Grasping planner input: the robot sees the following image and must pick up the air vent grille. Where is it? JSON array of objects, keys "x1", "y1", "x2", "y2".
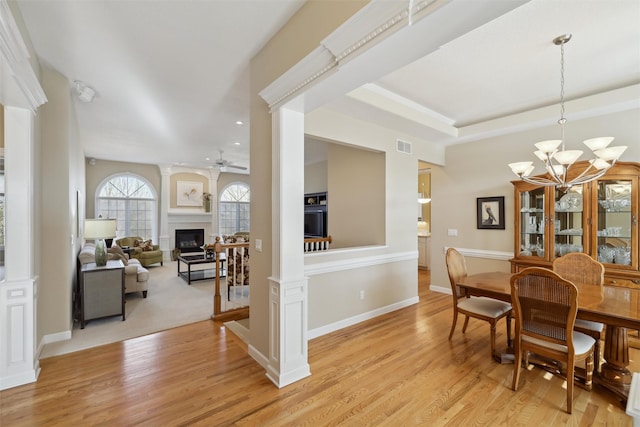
[{"x1": 396, "y1": 139, "x2": 412, "y2": 154}]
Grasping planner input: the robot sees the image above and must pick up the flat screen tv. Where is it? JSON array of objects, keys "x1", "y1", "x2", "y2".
[{"x1": 304, "y1": 210, "x2": 326, "y2": 238}]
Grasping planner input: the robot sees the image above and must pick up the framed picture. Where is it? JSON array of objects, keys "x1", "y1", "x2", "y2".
[
  {"x1": 477, "y1": 196, "x2": 505, "y2": 230},
  {"x1": 177, "y1": 181, "x2": 204, "y2": 206}
]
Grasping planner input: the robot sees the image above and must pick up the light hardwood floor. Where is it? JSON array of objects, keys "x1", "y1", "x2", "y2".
[{"x1": 1, "y1": 269, "x2": 635, "y2": 426}]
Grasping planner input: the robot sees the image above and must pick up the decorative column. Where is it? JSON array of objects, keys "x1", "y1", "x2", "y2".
[
  {"x1": 208, "y1": 168, "x2": 220, "y2": 239},
  {"x1": 266, "y1": 107, "x2": 310, "y2": 388},
  {"x1": 0, "y1": 107, "x2": 38, "y2": 390},
  {"x1": 158, "y1": 165, "x2": 171, "y2": 262},
  {"x1": 0, "y1": 2, "x2": 47, "y2": 389}
]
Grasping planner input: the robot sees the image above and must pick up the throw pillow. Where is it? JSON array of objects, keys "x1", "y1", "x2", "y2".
[
  {"x1": 141, "y1": 239, "x2": 154, "y2": 251},
  {"x1": 134, "y1": 239, "x2": 154, "y2": 251},
  {"x1": 107, "y1": 253, "x2": 128, "y2": 265},
  {"x1": 108, "y1": 246, "x2": 128, "y2": 265}
]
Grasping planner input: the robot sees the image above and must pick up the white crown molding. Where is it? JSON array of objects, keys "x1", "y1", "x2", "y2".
[
  {"x1": 0, "y1": 0, "x2": 47, "y2": 111},
  {"x1": 452, "y1": 84, "x2": 640, "y2": 147},
  {"x1": 259, "y1": 0, "x2": 444, "y2": 110}
]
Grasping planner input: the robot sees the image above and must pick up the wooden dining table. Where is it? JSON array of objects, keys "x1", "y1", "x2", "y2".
[{"x1": 458, "y1": 271, "x2": 640, "y2": 403}]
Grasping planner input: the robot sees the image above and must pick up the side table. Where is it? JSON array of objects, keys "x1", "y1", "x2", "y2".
[{"x1": 79, "y1": 260, "x2": 125, "y2": 328}]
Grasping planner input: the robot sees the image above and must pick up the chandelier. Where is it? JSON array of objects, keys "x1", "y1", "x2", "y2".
[{"x1": 508, "y1": 34, "x2": 627, "y2": 189}]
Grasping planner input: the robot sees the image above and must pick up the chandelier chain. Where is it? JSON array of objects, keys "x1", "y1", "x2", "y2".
[{"x1": 559, "y1": 41, "x2": 566, "y2": 147}]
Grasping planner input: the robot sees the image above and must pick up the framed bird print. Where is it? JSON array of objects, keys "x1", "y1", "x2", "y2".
[{"x1": 477, "y1": 196, "x2": 505, "y2": 230}]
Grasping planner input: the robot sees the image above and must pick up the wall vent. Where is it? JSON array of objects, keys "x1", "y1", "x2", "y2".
[{"x1": 396, "y1": 139, "x2": 412, "y2": 154}]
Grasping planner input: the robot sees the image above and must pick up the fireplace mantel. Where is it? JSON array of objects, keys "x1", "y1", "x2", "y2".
[{"x1": 167, "y1": 210, "x2": 212, "y2": 224}]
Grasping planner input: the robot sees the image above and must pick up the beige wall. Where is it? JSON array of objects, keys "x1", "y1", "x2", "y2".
[
  {"x1": 429, "y1": 108, "x2": 640, "y2": 292},
  {"x1": 304, "y1": 107, "x2": 437, "y2": 330},
  {"x1": 169, "y1": 172, "x2": 209, "y2": 209},
  {"x1": 37, "y1": 66, "x2": 78, "y2": 338},
  {"x1": 250, "y1": 0, "x2": 368, "y2": 356},
  {"x1": 85, "y1": 159, "x2": 161, "y2": 226},
  {"x1": 327, "y1": 143, "x2": 385, "y2": 248},
  {"x1": 304, "y1": 161, "x2": 327, "y2": 194}
]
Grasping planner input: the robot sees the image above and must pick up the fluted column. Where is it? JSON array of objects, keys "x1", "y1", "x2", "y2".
[{"x1": 158, "y1": 165, "x2": 171, "y2": 261}]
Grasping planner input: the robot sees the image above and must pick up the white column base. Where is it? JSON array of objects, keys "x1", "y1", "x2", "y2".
[
  {"x1": 0, "y1": 278, "x2": 39, "y2": 390},
  {"x1": 266, "y1": 276, "x2": 310, "y2": 388}
]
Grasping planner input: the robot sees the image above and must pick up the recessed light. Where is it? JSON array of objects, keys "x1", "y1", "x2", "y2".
[
  {"x1": 235, "y1": 120, "x2": 244, "y2": 125},
  {"x1": 205, "y1": 157, "x2": 210, "y2": 161},
  {"x1": 234, "y1": 142, "x2": 241, "y2": 146}
]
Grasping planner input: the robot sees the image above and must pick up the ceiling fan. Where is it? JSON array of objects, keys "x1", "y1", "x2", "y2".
[{"x1": 209, "y1": 150, "x2": 247, "y2": 171}]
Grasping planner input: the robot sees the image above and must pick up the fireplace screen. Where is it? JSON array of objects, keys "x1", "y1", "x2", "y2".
[{"x1": 175, "y1": 229, "x2": 205, "y2": 253}]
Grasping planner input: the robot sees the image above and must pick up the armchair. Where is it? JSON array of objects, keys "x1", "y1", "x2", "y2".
[{"x1": 116, "y1": 236, "x2": 164, "y2": 267}]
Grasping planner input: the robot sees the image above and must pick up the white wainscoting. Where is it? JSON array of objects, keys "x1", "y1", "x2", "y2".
[{"x1": 430, "y1": 247, "x2": 515, "y2": 295}]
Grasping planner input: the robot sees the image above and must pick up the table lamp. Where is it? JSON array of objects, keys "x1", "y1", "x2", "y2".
[{"x1": 84, "y1": 219, "x2": 117, "y2": 266}]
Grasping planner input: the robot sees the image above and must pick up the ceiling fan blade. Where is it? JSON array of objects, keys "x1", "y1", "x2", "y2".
[{"x1": 225, "y1": 164, "x2": 247, "y2": 170}]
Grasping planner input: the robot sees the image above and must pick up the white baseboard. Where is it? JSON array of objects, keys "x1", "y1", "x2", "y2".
[
  {"x1": 0, "y1": 366, "x2": 40, "y2": 391},
  {"x1": 307, "y1": 297, "x2": 419, "y2": 340},
  {"x1": 224, "y1": 320, "x2": 249, "y2": 343},
  {"x1": 42, "y1": 330, "x2": 72, "y2": 345},
  {"x1": 248, "y1": 344, "x2": 269, "y2": 370},
  {"x1": 429, "y1": 284, "x2": 451, "y2": 295}
]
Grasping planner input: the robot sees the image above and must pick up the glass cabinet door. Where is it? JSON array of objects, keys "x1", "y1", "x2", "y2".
[
  {"x1": 553, "y1": 186, "x2": 585, "y2": 258},
  {"x1": 596, "y1": 179, "x2": 633, "y2": 267},
  {"x1": 518, "y1": 187, "x2": 545, "y2": 258}
]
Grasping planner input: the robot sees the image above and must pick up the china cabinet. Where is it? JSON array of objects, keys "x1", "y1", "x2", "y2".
[{"x1": 510, "y1": 161, "x2": 639, "y2": 287}]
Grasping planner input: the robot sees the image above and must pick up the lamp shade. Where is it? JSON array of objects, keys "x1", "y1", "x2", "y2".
[{"x1": 84, "y1": 219, "x2": 117, "y2": 239}]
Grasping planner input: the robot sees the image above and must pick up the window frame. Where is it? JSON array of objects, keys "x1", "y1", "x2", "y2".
[
  {"x1": 95, "y1": 173, "x2": 158, "y2": 241},
  {"x1": 218, "y1": 182, "x2": 250, "y2": 235}
]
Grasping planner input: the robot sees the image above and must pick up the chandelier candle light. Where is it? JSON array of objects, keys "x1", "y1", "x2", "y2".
[{"x1": 509, "y1": 34, "x2": 626, "y2": 189}]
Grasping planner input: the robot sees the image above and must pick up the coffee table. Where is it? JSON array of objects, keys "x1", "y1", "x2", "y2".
[{"x1": 177, "y1": 252, "x2": 226, "y2": 285}]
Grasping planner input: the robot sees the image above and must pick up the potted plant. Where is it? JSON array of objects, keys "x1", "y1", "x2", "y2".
[{"x1": 203, "y1": 192, "x2": 212, "y2": 213}]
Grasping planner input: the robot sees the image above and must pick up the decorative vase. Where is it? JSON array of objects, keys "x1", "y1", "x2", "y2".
[
  {"x1": 94, "y1": 239, "x2": 107, "y2": 266},
  {"x1": 205, "y1": 200, "x2": 211, "y2": 213}
]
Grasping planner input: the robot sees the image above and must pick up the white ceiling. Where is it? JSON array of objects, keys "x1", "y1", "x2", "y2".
[{"x1": 15, "y1": 0, "x2": 640, "y2": 171}]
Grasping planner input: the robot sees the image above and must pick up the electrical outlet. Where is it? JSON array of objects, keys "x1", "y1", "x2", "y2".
[
  {"x1": 359, "y1": 290, "x2": 365, "y2": 300},
  {"x1": 447, "y1": 229, "x2": 458, "y2": 237},
  {"x1": 255, "y1": 239, "x2": 262, "y2": 252}
]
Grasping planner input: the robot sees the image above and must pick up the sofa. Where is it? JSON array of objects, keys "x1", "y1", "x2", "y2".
[
  {"x1": 115, "y1": 236, "x2": 164, "y2": 267},
  {"x1": 78, "y1": 243, "x2": 150, "y2": 297}
]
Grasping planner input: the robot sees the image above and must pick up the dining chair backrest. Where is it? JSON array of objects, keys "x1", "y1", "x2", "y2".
[
  {"x1": 552, "y1": 252, "x2": 604, "y2": 288},
  {"x1": 510, "y1": 267, "x2": 592, "y2": 414},
  {"x1": 510, "y1": 267, "x2": 578, "y2": 349},
  {"x1": 446, "y1": 248, "x2": 467, "y2": 298}
]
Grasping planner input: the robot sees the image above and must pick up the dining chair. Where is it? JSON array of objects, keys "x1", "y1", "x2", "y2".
[
  {"x1": 445, "y1": 248, "x2": 512, "y2": 359},
  {"x1": 552, "y1": 252, "x2": 605, "y2": 372},
  {"x1": 510, "y1": 267, "x2": 595, "y2": 414}
]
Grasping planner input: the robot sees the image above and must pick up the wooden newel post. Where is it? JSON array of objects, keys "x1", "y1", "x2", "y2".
[{"x1": 212, "y1": 236, "x2": 223, "y2": 317}]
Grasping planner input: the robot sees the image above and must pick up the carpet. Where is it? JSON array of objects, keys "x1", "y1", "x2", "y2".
[{"x1": 41, "y1": 260, "x2": 217, "y2": 358}]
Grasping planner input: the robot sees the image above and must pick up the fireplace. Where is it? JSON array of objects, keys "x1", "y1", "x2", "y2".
[{"x1": 175, "y1": 229, "x2": 204, "y2": 253}]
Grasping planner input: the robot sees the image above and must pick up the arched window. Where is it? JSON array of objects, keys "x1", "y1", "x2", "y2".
[
  {"x1": 96, "y1": 174, "x2": 157, "y2": 240},
  {"x1": 219, "y1": 183, "x2": 250, "y2": 235}
]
